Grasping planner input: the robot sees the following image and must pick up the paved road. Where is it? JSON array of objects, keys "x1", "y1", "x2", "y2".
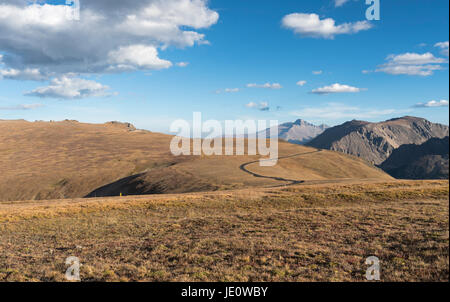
[{"x1": 239, "y1": 150, "x2": 322, "y2": 187}]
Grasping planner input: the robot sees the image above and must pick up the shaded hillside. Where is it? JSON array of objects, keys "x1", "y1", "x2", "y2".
[
  {"x1": 0, "y1": 120, "x2": 391, "y2": 201},
  {"x1": 307, "y1": 116, "x2": 449, "y2": 164},
  {"x1": 259, "y1": 119, "x2": 329, "y2": 144},
  {"x1": 380, "y1": 137, "x2": 449, "y2": 179}
]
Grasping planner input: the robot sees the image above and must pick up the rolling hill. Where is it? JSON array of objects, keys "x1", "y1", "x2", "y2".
[
  {"x1": 307, "y1": 116, "x2": 449, "y2": 165},
  {"x1": 0, "y1": 119, "x2": 391, "y2": 201}
]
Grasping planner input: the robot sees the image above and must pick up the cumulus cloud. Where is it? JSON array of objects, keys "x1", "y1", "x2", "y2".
[
  {"x1": 414, "y1": 100, "x2": 449, "y2": 108},
  {"x1": 0, "y1": 0, "x2": 219, "y2": 78},
  {"x1": 296, "y1": 80, "x2": 307, "y2": 86},
  {"x1": 291, "y1": 103, "x2": 399, "y2": 120},
  {"x1": 246, "y1": 101, "x2": 270, "y2": 111},
  {"x1": 376, "y1": 64, "x2": 443, "y2": 76},
  {"x1": 282, "y1": 13, "x2": 372, "y2": 39},
  {"x1": 435, "y1": 41, "x2": 449, "y2": 57},
  {"x1": 312, "y1": 70, "x2": 323, "y2": 75},
  {"x1": 0, "y1": 103, "x2": 44, "y2": 110},
  {"x1": 311, "y1": 83, "x2": 364, "y2": 95},
  {"x1": 375, "y1": 52, "x2": 448, "y2": 76},
  {"x1": 25, "y1": 76, "x2": 116, "y2": 99},
  {"x1": 386, "y1": 52, "x2": 447, "y2": 65},
  {"x1": 107, "y1": 45, "x2": 172, "y2": 71},
  {"x1": 0, "y1": 68, "x2": 49, "y2": 81},
  {"x1": 246, "y1": 83, "x2": 282, "y2": 89}
]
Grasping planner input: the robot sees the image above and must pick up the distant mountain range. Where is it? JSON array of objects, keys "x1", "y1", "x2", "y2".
[
  {"x1": 259, "y1": 119, "x2": 329, "y2": 144},
  {"x1": 380, "y1": 137, "x2": 449, "y2": 180},
  {"x1": 307, "y1": 116, "x2": 449, "y2": 165}
]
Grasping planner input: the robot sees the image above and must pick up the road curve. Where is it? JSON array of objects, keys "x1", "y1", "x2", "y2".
[{"x1": 239, "y1": 150, "x2": 322, "y2": 187}]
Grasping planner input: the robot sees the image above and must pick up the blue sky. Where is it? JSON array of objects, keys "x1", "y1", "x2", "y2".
[{"x1": 0, "y1": 0, "x2": 448, "y2": 134}]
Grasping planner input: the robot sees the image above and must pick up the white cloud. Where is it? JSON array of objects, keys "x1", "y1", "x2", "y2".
[
  {"x1": 414, "y1": 100, "x2": 449, "y2": 108},
  {"x1": 375, "y1": 52, "x2": 448, "y2": 76},
  {"x1": 282, "y1": 13, "x2": 372, "y2": 39},
  {"x1": 0, "y1": 103, "x2": 44, "y2": 110},
  {"x1": 246, "y1": 83, "x2": 282, "y2": 89},
  {"x1": 25, "y1": 76, "x2": 116, "y2": 99},
  {"x1": 0, "y1": 1, "x2": 219, "y2": 78},
  {"x1": 311, "y1": 83, "x2": 364, "y2": 95},
  {"x1": 435, "y1": 41, "x2": 449, "y2": 57},
  {"x1": 387, "y1": 52, "x2": 447, "y2": 65},
  {"x1": 176, "y1": 62, "x2": 189, "y2": 67},
  {"x1": 291, "y1": 103, "x2": 399, "y2": 120},
  {"x1": 0, "y1": 68, "x2": 48, "y2": 81},
  {"x1": 312, "y1": 70, "x2": 323, "y2": 75},
  {"x1": 215, "y1": 88, "x2": 240, "y2": 94},
  {"x1": 246, "y1": 101, "x2": 270, "y2": 111},
  {"x1": 107, "y1": 45, "x2": 172, "y2": 71},
  {"x1": 296, "y1": 80, "x2": 307, "y2": 86},
  {"x1": 335, "y1": 0, "x2": 350, "y2": 7},
  {"x1": 376, "y1": 64, "x2": 443, "y2": 76}
]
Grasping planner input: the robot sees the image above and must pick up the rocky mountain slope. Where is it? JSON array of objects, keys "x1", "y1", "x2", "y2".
[
  {"x1": 380, "y1": 137, "x2": 449, "y2": 179},
  {"x1": 307, "y1": 116, "x2": 449, "y2": 165},
  {"x1": 260, "y1": 119, "x2": 329, "y2": 144}
]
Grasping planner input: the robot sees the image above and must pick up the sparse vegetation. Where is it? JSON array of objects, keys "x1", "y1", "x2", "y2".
[
  {"x1": 0, "y1": 180, "x2": 448, "y2": 282},
  {"x1": 0, "y1": 120, "x2": 391, "y2": 201}
]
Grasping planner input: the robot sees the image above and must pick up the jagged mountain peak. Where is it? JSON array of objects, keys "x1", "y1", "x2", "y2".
[{"x1": 261, "y1": 119, "x2": 329, "y2": 145}]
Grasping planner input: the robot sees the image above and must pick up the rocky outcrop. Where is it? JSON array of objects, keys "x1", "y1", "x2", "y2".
[{"x1": 380, "y1": 137, "x2": 449, "y2": 179}]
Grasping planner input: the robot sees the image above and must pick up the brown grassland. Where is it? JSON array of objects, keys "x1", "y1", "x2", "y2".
[
  {"x1": 0, "y1": 180, "x2": 448, "y2": 282},
  {"x1": 0, "y1": 120, "x2": 390, "y2": 201},
  {"x1": 0, "y1": 120, "x2": 448, "y2": 282}
]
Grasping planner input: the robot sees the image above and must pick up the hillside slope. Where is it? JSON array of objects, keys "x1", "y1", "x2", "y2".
[
  {"x1": 307, "y1": 116, "x2": 449, "y2": 165},
  {"x1": 380, "y1": 137, "x2": 449, "y2": 179},
  {"x1": 1, "y1": 180, "x2": 448, "y2": 281},
  {"x1": 0, "y1": 120, "x2": 391, "y2": 201}
]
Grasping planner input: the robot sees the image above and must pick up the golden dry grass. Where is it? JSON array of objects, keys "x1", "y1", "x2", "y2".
[
  {"x1": 0, "y1": 120, "x2": 391, "y2": 201},
  {"x1": 1, "y1": 120, "x2": 445, "y2": 282},
  {"x1": 0, "y1": 180, "x2": 448, "y2": 282}
]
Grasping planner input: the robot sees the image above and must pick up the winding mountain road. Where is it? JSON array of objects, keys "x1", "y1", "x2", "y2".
[{"x1": 239, "y1": 150, "x2": 322, "y2": 186}]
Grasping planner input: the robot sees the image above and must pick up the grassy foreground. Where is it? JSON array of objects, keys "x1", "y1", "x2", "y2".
[{"x1": 0, "y1": 180, "x2": 448, "y2": 282}]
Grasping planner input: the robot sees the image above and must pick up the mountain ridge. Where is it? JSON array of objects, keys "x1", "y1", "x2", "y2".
[
  {"x1": 260, "y1": 118, "x2": 329, "y2": 144},
  {"x1": 307, "y1": 116, "x2": 449, "y2": 165},
  {"x1": 380, "y1": 136, "x2": 449, "y2": 179}
]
